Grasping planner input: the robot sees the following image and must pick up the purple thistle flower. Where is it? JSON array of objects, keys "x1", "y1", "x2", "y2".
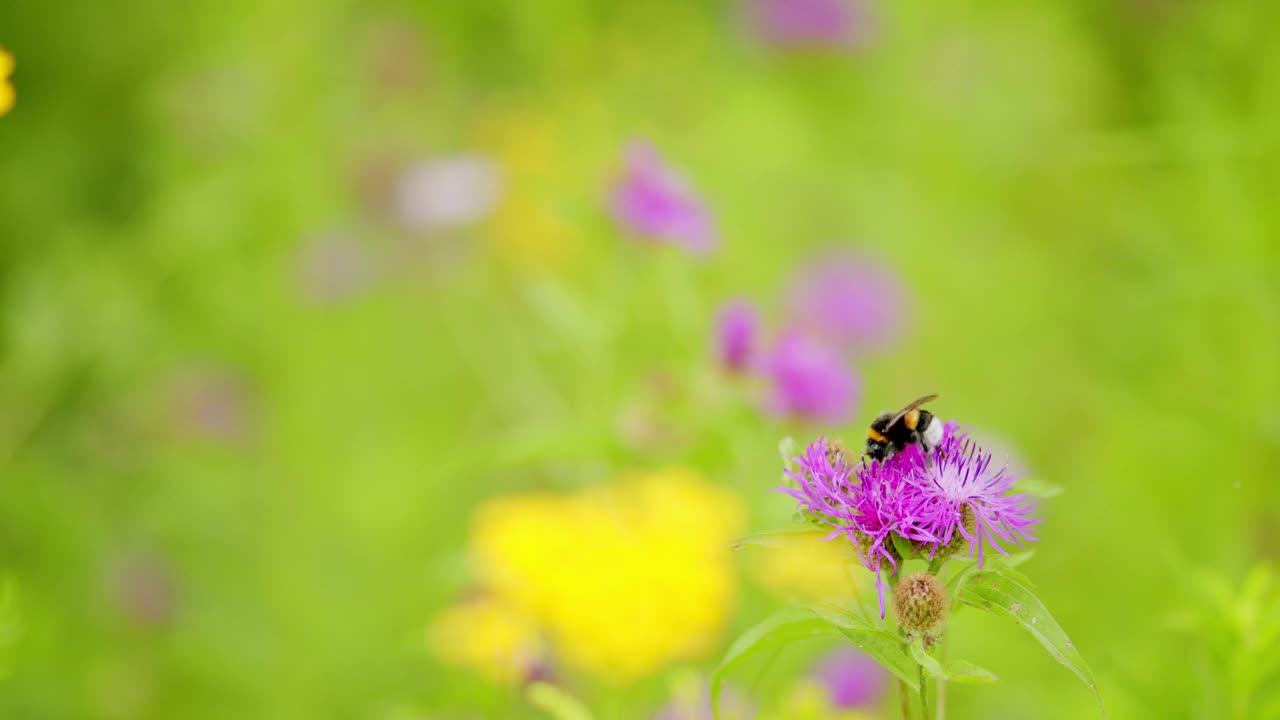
[
  {"x1": 811, "y1": 648, "x2": 886, "y2": 709},
  {"x1": 745, "y1": 0, "x2": 875, "y2": 51},
  {"x1": 714, "y1": 300, "x2": 761, "y2": 373},
  {"x1": 776, "y1": 437, "x2": 920, "y2": 616},
  {"x1": 894, "y1": 421, "x2": 1040, "y2": 565},
  {"x1": 611, "y1": 141, "x2": 717, "y2": 256},
  {"x1": 784, "y1": 250, "x2": 909, "y2": 355},
  {"x1": 762, "y1": 332, "x2": 859, "y2": 424},
  {"x1": 776, "y1": 428, "x2": 1038, "y2": 617}
]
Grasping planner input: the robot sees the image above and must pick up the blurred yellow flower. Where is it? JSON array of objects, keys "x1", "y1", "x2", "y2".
[
  {"x1": 490, "y1": 193, "x2": 574, "y2": 270},
  {"x1": 749, "y1": 530, "x2": 870, "y2": 604},
  {"x1": 464, "y1": 468, "x2": 745, "y2": 683},
  {"x1": 469, "y1": 103, "x2": 579, "y2": 270},
  {"x1": 428, "y1": 594, "x2": 544, "y2": 685},
  {"x1": 0, "y1": 48, "x2": 14, "y2": 117}
]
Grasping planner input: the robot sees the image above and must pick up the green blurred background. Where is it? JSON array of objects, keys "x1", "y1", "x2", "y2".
[{"x1": 1, "y1": 0, "x2": 1279, "y2": 718}]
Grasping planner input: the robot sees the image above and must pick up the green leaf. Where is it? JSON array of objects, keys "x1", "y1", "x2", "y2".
[
  {"x1": 1001, "y1": 550, "x2": 1036, "y2": 568},
  {"x1": 891, "y1": 532, "x2": 918, "y2": 561},
  {"x1": 1012, "y1": 478, "x2": 1063, "y2": 498},
  {"x1": 910, "y1": 639, "x2": 998, "y2": 683},
  {"x1": 711, "y1": 609, "x2": 841, "y2": 719},
  {"x1": 944, "y1": 562, "x2": 981, "y2": 604},
  {"x1": 959, "y1": 570, "x2": 1105, "y2": 715},
  {"x1": 526, "y1": 681, "x2": 594, "y2": 720},
  {"x1": 803, "y1": 603, "x2": 920, "y2": 691},
  {"x1": 724, "y1": 529, "x2": 852, "y2": 556}
]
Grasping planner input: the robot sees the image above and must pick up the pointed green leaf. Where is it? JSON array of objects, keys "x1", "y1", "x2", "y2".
[
  {"x1": 711, "y1": 609, "x2": 841, "y2": 719},
  {"x1": 1001, "y1": 550, "x2": 1036, "y2": 568},
  {"x1": 891, "y1": 533, "x2": 918, "y2": 561},
  {"x1": 1012, "y1": 478, "x2": 1063, "y2": 498},
  {"x1": 724, "y1": 529, "x2": 853, "y2": 556},
  {"x1": 910, "y1": 638, "x2": 998, "y2": 683},
  {"x1": 803, "y1": 603, "x2": 920, "y2": 690},
  {"x1": 959, "y1": 570, "x2": 1105, "y2": 715},
  {"x1": 944, "y1": 563, "x2": 981, "y2": 607}
]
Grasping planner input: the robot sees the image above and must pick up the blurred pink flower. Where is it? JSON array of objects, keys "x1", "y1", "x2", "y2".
[
  {"x1": 714, "y1": 300, "x2": 761, "y2": 373},
  {"x1": 108, "y1": 551, "x2": 178, "y2": 628},
  {"x1": 785, "y1": 250, "x2": 908, "y2": 354},
  {"x1": 296, "y1": 232, "x2": 373, "y2": 304},
  {"x1": 611, "y1": 141, "x2": 717, "y2": 255},
  {"x1": 763, "y1": 330, "x2": 859, "y2": 424},
  {"x1": 170, "y1": 368, "x2": 254, "y2": 444},
  {"x1": 745, "y1": 0, "x2": 874, "y2": 50},
  {"x1": 392, "y1": 154, "x2": 503, "y2": 231},
  {"x1": 812, "y1": 648, "x2": 886, "y2": 709}
]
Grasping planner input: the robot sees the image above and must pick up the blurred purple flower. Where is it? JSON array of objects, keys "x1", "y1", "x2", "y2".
[
  {"x1": 392, "y1": 154, "x2": 503, "y2": 231},
  {"x1": 611, "y1": 141, "x2": 717, "y2": 255},
  {"x1": 108, "y1": 551, "x2": 178, "y2": 628},
  {"x1": 785, "y1": 251, "x2": 908, "y2": 354},
  {"x1": 170, "y1": 368, "x2": 255, "y2": 444},
  {"x1": 812, "y1": 648, "x2": 886, "y2": 709},
  {"x1": 745, "y1": 0, "x2": 874, "y2": 50},
  {"x1": 762, "y1": 331, "x2": 859, "y2": 424},
  {"x1": 715, "y1": 300, "x2": 761, "y2": 373}
]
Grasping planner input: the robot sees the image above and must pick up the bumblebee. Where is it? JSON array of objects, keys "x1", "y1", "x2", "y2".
[{"x1": 865, "y1": 394, "x2": 942, "y2": 462}]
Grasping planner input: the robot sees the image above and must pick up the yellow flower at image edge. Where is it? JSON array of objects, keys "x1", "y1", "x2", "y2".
[
  {"x1": 470, "y1": 468, "x2": 745, "y2": 683},
  {"x1": 428, "y1": 595, "x2": 543, "y2": 685},
  {"x1": 0, "y1": 48, "x2": 14, "y2": 116}
]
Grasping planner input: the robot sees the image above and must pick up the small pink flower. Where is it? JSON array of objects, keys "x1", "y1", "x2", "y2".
[
  {"x1": 745, "y1": 0, "x2": 875, "y2": 50},
  {"x1": 785, "y1": 250, "x2": 908, "y2": 354},
  {"x1": 812, "y1": 648, "x2": 886, "y2": 709},
  {"x1": 611, "y1": 141, "x2": 717, "y2": 255},
  {"x1": 715, "y1": 300, "x2": 762, "y2": 373},
  {"x1": 762, "y1": 331, "x2": 859, "y2": 424}
]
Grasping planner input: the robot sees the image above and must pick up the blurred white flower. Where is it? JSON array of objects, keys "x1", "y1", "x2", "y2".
[{"x1": 391, "y1": 154, "x2": 503, "y2": 231}]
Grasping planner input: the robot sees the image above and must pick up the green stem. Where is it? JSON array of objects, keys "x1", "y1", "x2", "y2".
[
  {"x1": 898, "y1": 678, "x2": 912, "y2": 720},
  {"x1": 919, "y1": 663, "x2": 929, "y2": 719},
  {"x1": 936, "y1": 636, "x2": 948, "y2": 720}
]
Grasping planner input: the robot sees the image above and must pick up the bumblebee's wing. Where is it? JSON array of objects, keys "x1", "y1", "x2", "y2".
[{"x1": 888, "y1": 393, "x2": 939, "y2": 428}]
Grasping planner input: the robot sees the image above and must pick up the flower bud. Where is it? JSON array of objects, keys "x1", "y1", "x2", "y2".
[
  {"x1": 892, "y1": 572, "x2": 949, "y2": 634},
  {"x1": 825, "y1": 439, "x2": 854, "y2": 470},
  {"x1": 935, "y1": 504, "x2": 976, "y2": 560}
]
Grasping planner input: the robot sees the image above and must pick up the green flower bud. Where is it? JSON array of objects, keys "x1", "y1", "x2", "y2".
[
  {"x1": 852, "y1": 530, "x2": 903, "y2": 572},
  {"x1": 893, "y1": 572, "x2": 949, "y2": 634},
  {"x1": 935, "y1": 504, "x2": 977, "y2": 560}
]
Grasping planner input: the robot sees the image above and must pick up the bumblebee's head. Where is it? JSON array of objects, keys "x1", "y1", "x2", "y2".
[{"x1": 865, "y1": 412, "x2": 893, "y2": 461}]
